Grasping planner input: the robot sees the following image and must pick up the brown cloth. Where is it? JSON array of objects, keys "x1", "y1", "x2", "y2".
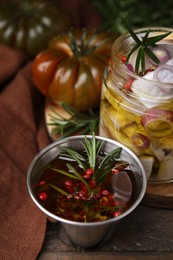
[
  {"x1": 0, "y1": 1, "x2": 101, "y2": 259},
  {"x1": 0, "y1": 45, "x2": 50, "y2": 259}
]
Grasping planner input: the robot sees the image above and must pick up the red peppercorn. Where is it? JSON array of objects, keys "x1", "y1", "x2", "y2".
[
  {"x1": 121, "y1": 56, "x2": 127, "y2": 63},
  {"x1": 82, "y1": 174, "x2": 90, "y2": 179},
  {"x1": 64, "y1": 180, "x2": 74, "y2": 193},
  {"x1": 112, "y1": 168, "x2": 119, "y2": 174},
  {"x1": 85, "y1": 168, "x2": 93, "y2": 176},
  {"x1": 108, "y1": 194, "x2": 114, "y2": 201},
  {"x1": 94, "y1": 192, "x2": 101, "y2": 199},
  {"x1": 64, "y1": 180, "x2": 73, "y2": 187},
  {"x1": 38, "y1": 192, "x2": 47, "y2": 201},
  {"x1": 38, "y1": 180, "x2": 46, "y2": 186},
  {"x1": 102, "y1": 189, "x2": 110, "y2": 196},
  {"x1": 113, "y1": 161, "x2": 129, "y2": 171},
  {"x1": 123, "y1": 77, "x2": 134, "y2": 91},
  {"x1": 102, "y1": 201, "x2": 108, "y2": 206},
  {"x1": 78, "y1": 190, "x2": 87, "y2": 198},
  {"x1": 89, "y1": 179, "x2": 97, "y2": 189},
  {"x1": 74, "y1": 195, "x2": 80, "y2": 200},
  {"x1": 113, "y1": 200, "x2": 120, "y2": 206},
  {"x1": 67, "y1": 194, "x2": 73, "y2": 199},
  {"x1": 113, "y1": 211, "x2": 121, "y2": 217}
]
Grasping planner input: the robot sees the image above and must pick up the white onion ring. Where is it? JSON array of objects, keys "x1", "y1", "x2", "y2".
[
  {"x1": 153, "y1": 64, "x2": 173, "y2": 82},
  {"x1": 150, "y1": 46, "x2": 170, "y2": 65},
  {"x1": 131, "y1": 133, "x2": 150, "y2": 148},
  {"x1": 141, "y1": 109, "x2": 173, "y2": 137}
]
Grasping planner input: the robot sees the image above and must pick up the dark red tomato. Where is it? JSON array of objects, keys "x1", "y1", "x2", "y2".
[
  {"x1": 0, "y1": 0, "x2": 71, "y2": 58},
  {"x1": 32, "y1": 29, "x2": 115, "y2": 111}
]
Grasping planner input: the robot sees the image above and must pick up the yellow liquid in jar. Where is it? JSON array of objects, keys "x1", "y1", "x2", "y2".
[{"x1": 99, "y1": 72, "x2": 173, "y2": 181}]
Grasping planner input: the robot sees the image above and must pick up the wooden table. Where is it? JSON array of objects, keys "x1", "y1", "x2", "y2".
[{"x1": 37, "y1": 202, "x2": 173, "y2": 260}]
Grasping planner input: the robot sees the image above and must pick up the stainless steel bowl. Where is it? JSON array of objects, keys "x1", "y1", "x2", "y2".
[{"x1": 27, "y1": 135, "x2": 147, "y2": 248}]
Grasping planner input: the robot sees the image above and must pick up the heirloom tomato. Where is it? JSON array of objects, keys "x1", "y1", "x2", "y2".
[
  {"x1": 32, "y1": 29, "x2": 115, "y2": 111},
  {"x1": 0, "y1": 0, "x2": 71, "y2": 58}
]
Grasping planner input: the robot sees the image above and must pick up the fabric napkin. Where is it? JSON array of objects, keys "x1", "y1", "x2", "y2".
[
  {"x1": 0, "y1": 1, "x2": 101, "y2": 259},
  {"x1": 0, "y1": 45, "x2": 50, "y2": 260}
]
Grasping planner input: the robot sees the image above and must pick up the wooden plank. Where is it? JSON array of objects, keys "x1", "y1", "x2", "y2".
[
  {"x1": 143, "y1": 182, "x2": 173, "y2": 208},
  {"x1": 38, "y1": 252, "x2": 173, "y2": 260}
]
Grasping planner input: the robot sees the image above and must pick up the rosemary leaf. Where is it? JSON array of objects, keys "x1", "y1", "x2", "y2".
[
  {"x1": 97, "y1": 147, "x2": 122, "y2": 170},
  {"x1": 49, "y1": 184, "x2": 68, "y2": 196},
  {"x1": 62, "y1": 147, "x2": 88, "y2": 170},
  {"x1": 50, "y1": 167, "x2": 79, "y2": 180},
  {"x1": 82, "y1": 136, "x2": 95, "y2": 169},
  {"x1": 124, "y1": 18, "x2": 141, "y2": 44},
  {"x1": 96, "y1": 140, "x2": 105, "y2": 157},
  {"x1": 135, "y1": 47, "x2": 142, "y2": 74},
  {"x1": 126, "y1": 43, "x2": 140, "y2": 63},
  {"x1": 146, "y1": 32, "x2": 172, "y2": 46},
  {"x1": 66, "y1": 163, "x2": 90, "y2": 192},
  {"x1": 142, "y1": 30, "x2": 149, "y2": 45},
  {"x1": 140, "y1": 47, "x2": 145, "y2": 76},
  {"x1": 144, "y1": 47, "x2": 160, "y2": 64},
  {"x1": 95, "y1": 147, "x2": 122, "y2": 180}
]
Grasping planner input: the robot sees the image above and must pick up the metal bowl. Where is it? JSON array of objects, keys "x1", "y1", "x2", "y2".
[{"x1": 27, "y1": 135, "x2": 147, "y2": 248}]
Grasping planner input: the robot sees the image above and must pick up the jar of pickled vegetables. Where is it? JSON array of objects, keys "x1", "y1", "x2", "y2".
[{"x1": 99, "y1": 26, "x2": 173, "y2": 182}]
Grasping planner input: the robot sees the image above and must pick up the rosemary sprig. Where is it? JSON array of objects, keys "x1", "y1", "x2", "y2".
[
  {"x1": 124, "y1": 18, "x2": 172, "y2": 75},
  {"x1": 81, "y1": 134, "x2": 104, "y2": 170},
  {"x1": 61, "y1": 132, "x2": 103, "y2": 172},
  {"x1": 51, "y1": 132, "x2": 125, "y2": 190},
  {"x1": 48, "y1": 102, "x2": 99, "y2": 139},
  {"x1": 95, "y1": 146, "x2": 122, "y2": 183}
]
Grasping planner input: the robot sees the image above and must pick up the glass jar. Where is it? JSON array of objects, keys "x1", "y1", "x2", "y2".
[{"x1": 99, "y1": 27, "x2": 173, "y2": 183}]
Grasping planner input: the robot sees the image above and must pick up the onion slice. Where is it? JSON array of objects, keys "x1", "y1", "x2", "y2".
[
  {"x1": 150, "y1": 46, "x2": 170, "y2": 65},
  {"x1": 153, "y1": 64, "x2": 173, "y2": 82},
  {"x1": 125, "y1": 63, "x2": 134, "y2": 73},
  {"x1": 141, "y1": 109, "x2": 173, "y2": 137},
  {"x1": 131, "y1": 133, "x2": 150, "y2": 148}
]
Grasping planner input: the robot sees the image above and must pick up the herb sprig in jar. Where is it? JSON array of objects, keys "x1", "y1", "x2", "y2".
[{"x1": 123, "y1": 18, "x2": 172, "y2": 75}]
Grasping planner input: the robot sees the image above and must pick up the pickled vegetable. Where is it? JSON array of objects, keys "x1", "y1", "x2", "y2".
[{"x1": 99, "y1": 29, "x2": 173, "y2": 180}]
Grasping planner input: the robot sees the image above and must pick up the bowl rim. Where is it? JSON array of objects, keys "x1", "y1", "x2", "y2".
[{"x1": 27, "y1": 135, "x2": 147, "y2": 226}]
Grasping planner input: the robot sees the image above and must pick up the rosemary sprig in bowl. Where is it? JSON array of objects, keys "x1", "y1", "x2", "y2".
[
  {"x1": 50, "y1": 132, "x2": 126, "y2": 192},
  {"x1": 27, "y1": 131, "x2": 147, "y2": 244},
  {"x1": 44, "y1": 132, "x2": 130, "y2": 222}
]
